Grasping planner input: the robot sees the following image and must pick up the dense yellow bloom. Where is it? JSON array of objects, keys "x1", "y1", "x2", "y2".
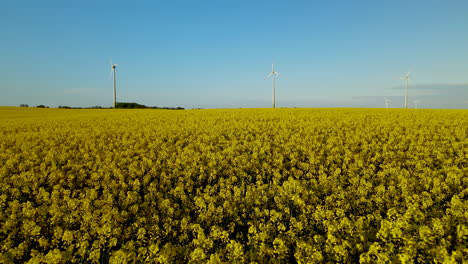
[{"x1": 0, "y1": 107, "x2": 467, "y2": 263}]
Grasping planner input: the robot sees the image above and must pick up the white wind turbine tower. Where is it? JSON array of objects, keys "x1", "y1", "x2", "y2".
[
  {"x1": 400, "y1": 71, "x2": 410, "y2": 109},
  {"x1": 266, "y1": 63, "x2": 280, "y2": 108},
  {"x1": 384, "y1": 97, "x2": 392, "y2": 109},
  {"x1": 110, "y1": 60, "x2": 118, "y2": 108}
]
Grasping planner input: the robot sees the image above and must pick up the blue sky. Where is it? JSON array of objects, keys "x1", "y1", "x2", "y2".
[{"x1": 1, "y1": 0, "x2": 468, "y2": 109}]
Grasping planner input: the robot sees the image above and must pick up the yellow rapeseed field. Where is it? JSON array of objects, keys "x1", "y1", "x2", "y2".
[{"x1": 1, "y1": 107, "x2": 467, "y2": 263}]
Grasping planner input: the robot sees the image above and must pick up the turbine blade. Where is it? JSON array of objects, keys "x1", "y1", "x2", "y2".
[
  {"x1": 266, "y1": 73, "x2": 273, "y2": 79},
  {"x1": 109, "y1": 59, "x2": 114, "y2": 80}
]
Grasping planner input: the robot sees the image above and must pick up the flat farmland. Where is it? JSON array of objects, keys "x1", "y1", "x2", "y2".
[{"x1": 1, "y1": 107, "x2": 467, "y2": 263}]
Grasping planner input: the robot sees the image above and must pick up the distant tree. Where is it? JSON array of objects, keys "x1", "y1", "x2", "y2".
[
  {"x1": 114, "y1": 102, "x2": 184, "y2": 110},
  {"x1": 58, "y1": 105, "x2": 71, "y2": 109},
  {"x1": 36, "y1": 105, "x2": 48, "y2": 108},
  {"x1": 20, "y1": 104, "x2": 29, "y2": 107},
  {"x1": 115, "y1": 102, "x2": 147, "y2": 109}
]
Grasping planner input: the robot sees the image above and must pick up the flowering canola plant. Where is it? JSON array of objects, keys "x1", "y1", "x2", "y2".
[{"x1": 0, "y1": 107, "x2": 467, "y2": 263}]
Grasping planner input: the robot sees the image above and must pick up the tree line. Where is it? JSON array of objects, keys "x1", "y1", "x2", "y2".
[{"x1": 19, "y1": 102, "x2": 184, "y2": 110}]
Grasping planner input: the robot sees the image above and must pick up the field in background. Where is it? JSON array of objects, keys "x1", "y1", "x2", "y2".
[{"x1": 1, "y1": 107, "x2": 467, "y2": 263}]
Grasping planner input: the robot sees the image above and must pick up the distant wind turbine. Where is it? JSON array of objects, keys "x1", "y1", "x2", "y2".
[
  {"x1": 110, "y1": 60, "x2": 118, "y2": 108},
  {"x1": 384, "y1": 97, "x2": 392, "y2": 109},
  {"x1": 400, "y1": 71, "x2": 410, "y2": 109},
  {"x1": 266, "y1": 63, "x2": 280, "y2": 108},
  {"x1": 413, "y1": 99, "x2": 420, "y2": 109}
]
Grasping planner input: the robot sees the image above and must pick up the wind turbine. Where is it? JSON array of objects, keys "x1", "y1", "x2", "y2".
[
  {"x1": 413, "y1": 99, "x2": 420, "y2": 109},
  {"x1": 110, "y1": 60, "x2": 118, "y2": 108},
  {"x1": 384, "y1": 97, "x2": 392, "y2": 109},
  {"x1": 400, "y1": 71, "x2": 410, "y2": 109},
  {"x1": 266, "y1": 63, "x2": 280, "y2": 108}
]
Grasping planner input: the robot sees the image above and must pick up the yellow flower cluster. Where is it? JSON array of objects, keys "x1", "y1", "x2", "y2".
[{"x1": 0, "y1": 107, "x2": 467, "y2": 263}]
